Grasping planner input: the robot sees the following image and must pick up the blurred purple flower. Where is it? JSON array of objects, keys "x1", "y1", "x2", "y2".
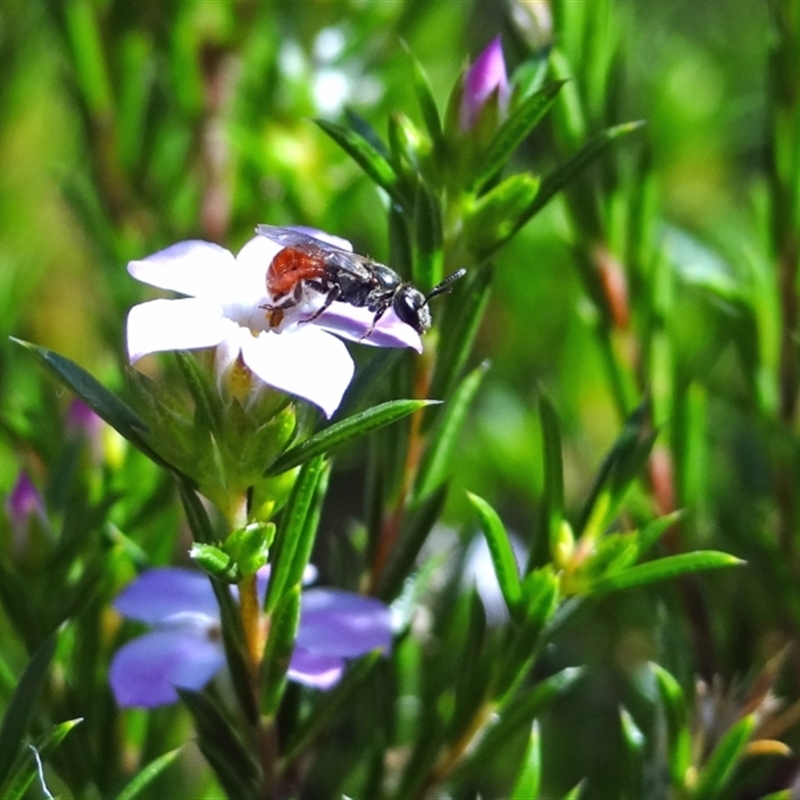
[
  {"x1": 110, "y1": 567, "x2": 393, "y2": 707},
  {"x1": 5, "y1": 471, "x2": 46, "y2": 552},
  {"x1": 460, "y1": 36, "x2": 509, "y2": 132}
]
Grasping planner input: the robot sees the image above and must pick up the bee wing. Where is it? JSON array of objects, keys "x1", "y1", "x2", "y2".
[
  {"x1": 256, "y1": 224, "x2": 337, "y2": 255},
  {"x1": 256, "y1": 224, "x2": 376, "y2": 280}
]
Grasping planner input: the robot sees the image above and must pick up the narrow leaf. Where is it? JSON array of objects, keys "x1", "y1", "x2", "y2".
[
  {"x1": 562, "y1": 781, "x2": 586, "y2": 800},
  {"x1": 0, "y1": 634, "x2": 57, "y2": 788},
  {"x1": 526, "y1": 121, "x2": 645, "y2": 220},
  {"x1": 578, "y1": 399, "x2": 655, "y2": 540},
  {"x1": 476, "y1": 81, "x2": 566, "y2": 190},
  {"x1": 414, "y1": 362, "x2": 488, "y2": 502},
  {"x1": 590, "y1": 551, "x2": 743, "y2": 594},
  {"x1": 178, "y1": 689, "x2": 260, "y2": 800},
  {"x1": 266, "y1": 400, "x2": 438, "y2": 476},
  {"x1": 407, "y1": 47, "x2": 442, "y2": 143},
  {"x1": 10, "y1": 339, "x2": 157, "y2": 459},
  {"x1": 452, "y1": 667, "x2": 583, "y2": 787},
  {"x1": 2, "y1": 718, "x2": 81, "y2": 800},
  {"x1": 262, "y1": 586, "x2": 302, "y2": 715},
  {"x1": 314, "y1": 118, "x2": 405, "y2": 205},
  {"x1": 467, "y1": 491, "x2": 522, "y2": 613},
  {"x1": 282, "y1": 652, "x2": 381, "y2": 766},
  {"x1": 413, "y1": 180, "x2": 444, "y2": 290},
  {"x1": 690, "y1": 715, "x2": 756, "y2": 800},
  {"x1": 539, "y1": 393, "x2": 564, "y2": 564},
  {"x1": 429, "y1": 264, "x2": 492, "y2": 402},
  {"x1": 114, "y1": 748, "x2": 182, "y2": 800},
  {"x1": 651, "y1": 662, "x2": 691, "y2": 786},
  {"x1": 464, "y1": 174, "x2": 542, "y2": 258},
  {"x1": 510, "y1": 721, "x2": 541, "y2": 800},
  {"x1": 265, "y1": 456, "x2": 327, "y2": 613}
]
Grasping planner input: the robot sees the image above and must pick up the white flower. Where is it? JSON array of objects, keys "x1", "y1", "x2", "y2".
[{"x1": 126, "y1": 232, "x2": 422, "y2": 417}]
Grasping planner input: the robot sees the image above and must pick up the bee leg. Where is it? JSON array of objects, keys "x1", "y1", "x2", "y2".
[
  {"x1": 359, "y1": 305, "x2": 390, "y2": 341},
  {"x1": 300, "y1": 285, "x2": 341, "y2": 324}
]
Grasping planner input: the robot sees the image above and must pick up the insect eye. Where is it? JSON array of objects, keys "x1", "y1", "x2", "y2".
[{"x1": 394, "y1": 290, "x2": 429, "y2": 333}]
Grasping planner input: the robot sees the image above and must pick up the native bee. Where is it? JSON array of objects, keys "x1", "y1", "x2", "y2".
[{"x1": 256, "y1": 224, "x2": 466, "y2": 335}]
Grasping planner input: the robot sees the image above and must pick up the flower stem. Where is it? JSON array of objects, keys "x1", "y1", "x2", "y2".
[{"x1": 368, "y1": 353, "x2": 432, "y2": 592}]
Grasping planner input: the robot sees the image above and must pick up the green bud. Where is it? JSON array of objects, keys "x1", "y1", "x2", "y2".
[
  {"x1": 224, "y1": 521, "x2": 274, "y2": 575},
  {"x1": 190, "y1": 542, "x2": 240, "y2": 583}
]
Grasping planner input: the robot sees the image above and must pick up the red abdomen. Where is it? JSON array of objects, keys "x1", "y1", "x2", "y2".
[{"x1": 267, "y1": 247, "x2": 327, "y2": 297}]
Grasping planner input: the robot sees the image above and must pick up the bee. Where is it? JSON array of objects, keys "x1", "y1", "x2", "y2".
[{"x1": 256, "y1": 224, "x2": 466, "y2": 336}]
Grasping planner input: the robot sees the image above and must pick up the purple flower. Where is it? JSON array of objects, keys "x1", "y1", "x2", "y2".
[
  {"x1": 109, "y1": 567, "x2": 393, "y2": 707},
  {"x1": 460, "y1": 36, "x2": 509, "y2": 132},
  {"x1": 5, "y1": 471, "x2": 46, "y2": 552},
  {"x1": 126, "y1": 231, "x2": 422, "y2": 418}
]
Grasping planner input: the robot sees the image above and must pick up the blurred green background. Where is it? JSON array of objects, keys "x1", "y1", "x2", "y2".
[{"x1": 2, "y1": 0, "x2": 797, "y2": 796}]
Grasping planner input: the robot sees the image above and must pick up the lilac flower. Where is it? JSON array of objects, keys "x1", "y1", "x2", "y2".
[
  {"x1": 460, "y1": 36, "x2": 510, "y2": 132},
  {"x1": 5, "y1": 471, "x2": 46, "y2": 552},
  {"x1": 127, "y1": 232, "x2": 422, "y2": 418},
  {"x1": 109, "y1": 567, "x2": 393, "y2": 707}
]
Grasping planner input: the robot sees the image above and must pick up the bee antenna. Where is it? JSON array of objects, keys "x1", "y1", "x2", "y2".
[{"x1": 424, "y1": 268, "x2": 467, "y2": 305}]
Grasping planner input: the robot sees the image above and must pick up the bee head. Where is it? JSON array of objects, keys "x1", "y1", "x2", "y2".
[{"x1": 393, "y1": 287, "x2": 431, "y2": 334}]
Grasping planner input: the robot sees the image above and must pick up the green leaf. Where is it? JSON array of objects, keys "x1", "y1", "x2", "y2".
[
  {"x1": 178, "y1": 689, "x2": 261, "y2": 800},
  {"x1": 690, "y1": 715, "x2": 756, "y2": 800},
  {"x1": 447, "y1": 591, "x2": 491, "y2": 743},
  {"x1": 64, "y1": 0, "x2": 114, "y2": 115},
  {"x1": 496, "y1": 568, "x2": 560, "y2": 696},
  {"x1": 463, "y1": 173, "x2": 541, "y2": 259},
  {"x1": 537, "y1": 392, "x2": 564, "y2": 567},
  {"x1": 620, "y1": 707, "x2": 645, "y2": 798},
  {"x1": 190, "y1": 543, "x2": 240, "y2": 582},
  {"x1": 176, "y1": 477, "x2": 219, "y2": 546},
  {"x1": 406, "y1": 46, "x2": 442, "y2": 144},
  {"x1": 651, "y1": 662, "x2": 691, "y2": 787},
  {"x1": 429, "y1": 264, "x2": 492, "y2": 402},
  {"x1": 475, "y1": 81, "x2": 566, "y2": 190},
  {"x1": 174, "y1": 350, "x2": 223, "y2": 434},
  {"x1": 413, "y1": 180, "x2": 444, "y2": 290},
  {"x1": 265, "y1": 455, "x2": 327, "y2": 613},
  {"x1": 526, "y1": 121, "x2": 645, "y2": 220},
  {"x1": 9, "y1": 339, "x2": 166, "y2": 465},
  {"x1": 176, "y1": 480, "x2": 255, "y2": 722},
  {"x1": 561, "y1": 781, "x2": 586, "y2": 800},
  {"x1": 282, "y1": 652, "x2": 381, "y2": 766},
  {"x1": 578, "y1": 399, "x2": 656, "y2": 541},
  {"x1": 266, "y1": 400, "x2": 438, "y2": 476},
  {"x1": 0, "y1": 633, "x2": 57, "y2": 789},
  {"x1": 2, "y1": 718, "x2": 81, "y2": 800},
  {"x1": 467, "y1": 491, "x2": 522, "y2": 614},
  {"x1": 589, "y1": 551, "x2": 743, "y2": 594},
  {"x1": 452, "y1": 667, "x2": 583, "y2": 788},
  {"x1": 414, "y1": 362, "x2": 488, "y2": 502},
  {"x1": 510, "y1": 721, "x2": 541, "y2": 800},
  {"x1": 114, "y1": 748, "x2": 182, "y2": 800},
  {"x1": 262, "y1": 586, "x2": 302, "y2": 715},
  {"x1": 376, "y1": 485, "x2": 448, "y2": 600},
  {"x1": 635, "y1": 512, "x2": 683, "y2": 561},
  {"x1": 314, "y1": 118, "x2": 405, "y2": 205}
]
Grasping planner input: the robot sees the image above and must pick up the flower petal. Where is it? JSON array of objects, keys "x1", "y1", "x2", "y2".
[
  {"x1": 230, "y1": 236, "x2": 282, "y2": 305},
  {"x1": 110, "y1": 629, "x2": 225, "y2": 707},
  {"x1": 240, "y1": 325, "x2": 354, "y2": 418},
  {"x1": 288, "y1": 647, "x2": 344, "y2": 690},
  {"x1": 316, "y1": 304, "x2": 423, "y2": 352},
  {"x1": 296, "y1": 589, "x2": 393, "y2": 658},
  {"x1": 127, "y1": 298, "x2": 235, "y2": 362},
  {"x1": 128, "y1": 240, "x2": 235, "y2": 298},
  {"x1": 461, "y1": 35, "x2": 509, "y2": 131},
  {"x1": 114, "y1": 568, "x2": 219, "y2": 623}
]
